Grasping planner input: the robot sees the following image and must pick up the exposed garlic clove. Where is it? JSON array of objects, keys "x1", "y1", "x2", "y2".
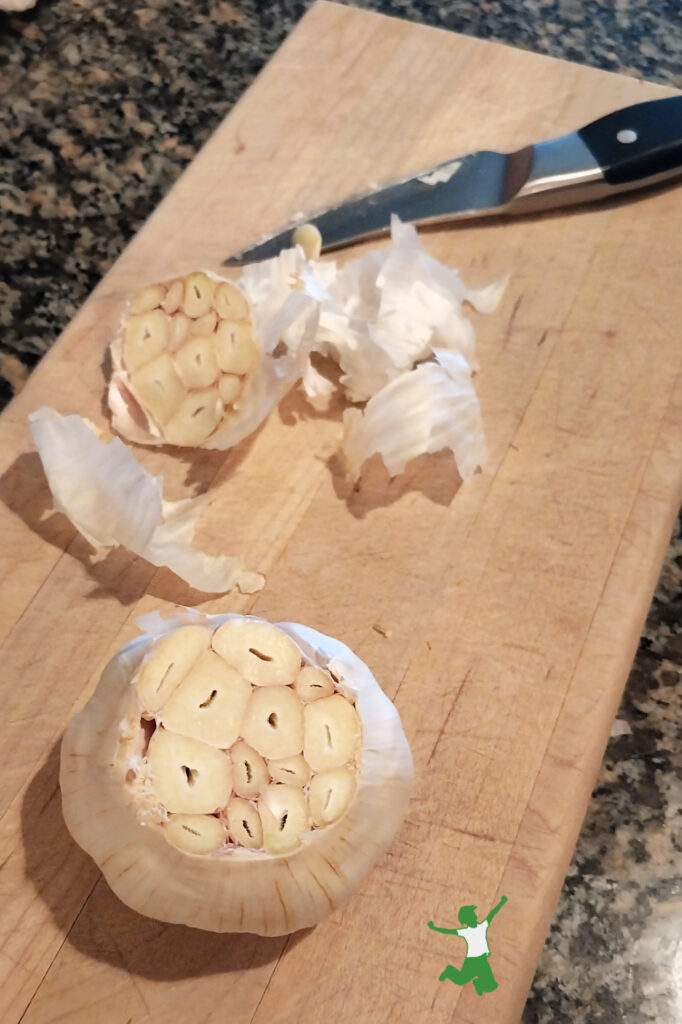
[
  {"x1": 181, "y1": 272, "x2": 216, "y2": 319},
  {"x1": 161, "y1": 278, "x2": 184, "y2": 316},
  {"x1": 303, "y1": 694, "x2": 361, "y2": 772},
  {"x1": 226, "y1": 796, "x2": 263, "y2": 849},
  {"x1": 135, "y1": 625, "x2": 211, "y2": 713},
  {"x1": 148, "y1": 728, "x2": 232, "y2": 814},
  {"x1": 165, "y1": 813, "x2": 226, "y2": 855},
  {"x1": 160, "y1": 650, "x2": 251, "y2": 749},
  {"x1": 294, "y1": 665, "x2": 335, "y2": 703},
  {"x1": 163, "y1": 388, "x2": 223, "y2": 446},
  {"x1": 309, "y1": 767, "x2": 356, "y2": 827},
  {"x1": 214, "y1": 320, "x2": 257, "y2": 376},
  {"x1": 132, "y1": 284, "x2": 166, "y2": 315},
  {"x1": 189, "y1": 311, "x2": 218, "y2": 337},
  {"x1": 130, "y1": 352, "x2": 186, "y2": 426},
  {"x1": 122, "y1": 309, "x2": 169, "y2": 372},
  {"x1": 268, "y1": 754, "x2": 310, "y2": 787},
  {"x1": 213, "y1": 281, "x2": 250, "y2": 321},
  {"x1": 230, "y1": 739, "x2": 269, "y2": 799},
  {"x1": 217, "y1": 373, "x2": 242, "y2": 408},
  {"x1": 212, "y1": 620, "x2": 301, "y2": 687},
  {"x1": 168, "y1": 311, "x2": 191, "y2": 352},
  {"x1": 258, "y1": 783, "x2": 310, "y2": 855},
  {"x1": 173, "y1": 336, "x2": 219, "y2": 390},
  {"x1": 241, "y1": 686, "x2": 304, "y2": 760},
  {"x1": 292, "y1": 222, "x2": 322, "y2": 261}
]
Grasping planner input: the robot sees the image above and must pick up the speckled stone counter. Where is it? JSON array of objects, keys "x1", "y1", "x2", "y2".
[{"x1": 1, "y1": 1, "x2": 681, "y2": 1021}]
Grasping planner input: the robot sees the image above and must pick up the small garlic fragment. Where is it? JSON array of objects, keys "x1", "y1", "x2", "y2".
[
  {"x1": 241, "y1": 685, "x2": 304, "y2": 760},
  {"x1": 268, "y1": 754, "x2": 310, "y2": 787},
  {"x1": 294, "y1": 665, "x2": 335, "y2": 703},
  {"x1": 212, "y1": 620, "x2": 302, "y2": 687},
  {"x1": 309, "y1": 767, "x2": 356, "y2": 826},
  {"x1": 165, "y1": 813, "x2": 226, "y2": 855},
  {"x1": 218, "y1": 373, "x2": 242, "y2": 407},
  {"x1": 135, "y1": 625, "x2": 211, "y2": 714},
  {"x1": 181, "y1": 272, "x2": 216, "y2": 318},
  {"x1": 258, "y1": 783, "x2": 310, "y2": 855},
  {"x1": 122, "y1": 310, "x2": 169, "y2": 372},
  {"x1": 304, "y1": 694, "x2": 361, "y2": 772},
  {"x1": 226, "y1": 796, "x2": 263, "y2": 849},
  {"x1": 160, "y1": 650, "x2": 251, "y2": 749},
  {"x1": 292, "y1": 222, "x2": 322, "y2": 261},
  {"x1": 130, "y1": 353, "x2": 186, "y2": 426},
  {"x1": 148, "y1": 728, "x2": 233, "y2": 814},
  {"x1": 230, "y1": 739, "x2": 269, "y2": 799}
]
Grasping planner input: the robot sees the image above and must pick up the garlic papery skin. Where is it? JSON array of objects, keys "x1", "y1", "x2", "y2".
[{"x1": 60, "y1": 612, "x2": 414, "y2": 936}]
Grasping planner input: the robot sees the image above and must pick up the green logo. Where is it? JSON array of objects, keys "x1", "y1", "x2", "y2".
[{"x1": 427, "y1": 895, "x2": 508, "y2": 996}]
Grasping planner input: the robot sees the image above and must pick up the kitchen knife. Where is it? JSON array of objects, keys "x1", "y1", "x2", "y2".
[{"x1": 224, "y1": 95, "x2": 682, "y2": 265}]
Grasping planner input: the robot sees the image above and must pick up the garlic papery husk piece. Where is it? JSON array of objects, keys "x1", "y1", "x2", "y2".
[
  {"x1": 60, "y1": 611, "x2": 414, "y2": 936},
  {"x1": 107, "y1": 261, "x2": 319, "y2": 450},
  {"x1": 340, "y1": 348, "x2": 487, "y2": 483},
  {"x1": 28, "y1": 406, "x2": 264, "y2": 595}
]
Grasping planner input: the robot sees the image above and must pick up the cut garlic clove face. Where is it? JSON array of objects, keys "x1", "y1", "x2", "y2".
[
  {"x1": 268, "y1": 754, "x2": 310, "y2": 787},
  {"x1": 161, "y1": 278, "x2": 184, "y2": 315},
  {"x1": 226, "y1": 796, "x2": 263, "y2": 849},
  {"x1": 163, "y1": 388, "x2": 223, "y2": 447},
  {"x1": 230, "y1": 739, "x2": 269, "y2": 799},
  {"x1": 174, "y1": 336, "x2": 219, "y2": 389},
  {"x1": 241, "y1": 686, "x2": 304, "y2": 760},
  {"x1": 132, "y1": 284, "x2": 166, "y2": 315},
  {"x1": 294, "y1": 665, "x2": 335, "y2": 703},
  {"x1": 136, "y1": 625, "x2": 211, "y2": 714},
  {"x1": 214, "y1": 281, "x2": 250, "y2": 321},
  {"x1": 165, "y1": 813, "x2": 226, "y2": 855},
  {"x1": 218, "y1": 373, "x2": 242, "y2": 407},
  {"x1": 181, "y1": 272, "x2": 216, "y2": 318},
  {"x1": 130, "y1": 353, "x2": 186, "y2": 426},
  {"x1": 309, "y1": 767, "x2": 356, "y2": 827},
  {"x1": 160, "y1": 650, "x2": 251, "y2": 749},
  {"x1": 259, "y1": 783, "x2": 310, "y2": 855},
  {"x1": 304, "y1": 694, "x2": 362, "y2": 772},
  {"x1": 148, "y1": 728, "x2": 233, "y2": 814},
  {"x1": 123, "y1": 310, "x2": 169, "y2": 372},
  {"x1": 212, "y1": 619, "x2": 302, "y2": 686},
  {"x1": 214, "y1": 320, "x2": 257, "y2": 376}
]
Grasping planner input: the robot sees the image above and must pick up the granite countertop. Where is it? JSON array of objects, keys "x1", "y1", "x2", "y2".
[{"x1": 1, "y1": 1, "x2": 680, "y2": 1021}]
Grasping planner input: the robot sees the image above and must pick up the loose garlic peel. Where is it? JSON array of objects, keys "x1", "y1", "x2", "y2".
[{"x1": 60, "y1": 612, "x2": 414, "y2": 935}]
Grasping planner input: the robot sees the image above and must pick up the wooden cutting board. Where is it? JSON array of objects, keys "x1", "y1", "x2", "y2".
[{"x1": 1, "y1": 3, "x2": 680, "y2": 1022}]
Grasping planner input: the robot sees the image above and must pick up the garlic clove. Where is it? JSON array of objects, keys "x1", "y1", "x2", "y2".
[
  {"x1": 226, "y1": 796, "x2": 263, "y2": 849},
  {"x1": 213, "y1": 281, "x2": 250, "y2": 321},
  {"x1": 214, "y1": 320, "x2": 257, "y2": 376},
  {"x1": 129, "y1": 352, "x2": 186, "y2": 426},
  {"x1": 258, "y1": 783, "x2": 310, "y2": 855},
  {"x1": 181, "y1": 272, "x2": 216, "y2": 318},
  {"x1": 303, "y1": 694, "x2": 361, "y2": 772},
  {"x1": 135, "y1": 625, "x2": 212, "y2": 713},
  {"x1": 168, "y1": 311, "x2": 191, "y2": 352},
  {"x1": 162, "y1": 388, "x2": 223, "y2": 446},
  {"x1": 122, "y1": 309, "x2": 169, "y2": 372},
  {"x1": 212, "y1": 619, "x2": 301, "y2": 687},
  {"x1": 173, "y1": 336, "x2": 220, "y2": 390},
  {"x1": 189, "y1": 311, "x2": 218, "y2": 337},
  {"x1": 267, "y1": 754, "x2": 310, "y2": 787},
  {"x1": 165, "y1": 813, "x2": 226, "y2": 855},
  {"x1": 147, "y1": 728, "x2": 232, "y2": 814},
  {"x1": 294, "y1": 665, "x2": 335, "y2": 703},
  {"x1": 309, "y1": 767, "x2": 356, "y2": 826},
  {"x1": 160, "y1": 650, "x2": 251, "y2": 749},
  {"x1": 132, "y1": 284, "x2": 166, "y2": 315},
  {"x1": 241, "y1": 685, "x2": 304, "y2": 761},
  {"x1": 161, "y1": 278, "x2": 184, "y2": 316},
  {"x1": 230, "y1": 739, "x2": 269, "y2": 799}
]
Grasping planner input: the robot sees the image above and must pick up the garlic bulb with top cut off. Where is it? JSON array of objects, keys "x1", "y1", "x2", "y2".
[{"x1": 60, "y1": 611, "x2": 414, "y2": 935}]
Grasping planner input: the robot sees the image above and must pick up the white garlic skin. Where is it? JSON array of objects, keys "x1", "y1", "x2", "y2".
[{"x1": 60, "y1": 613, "x2": 414, "y2": 936}]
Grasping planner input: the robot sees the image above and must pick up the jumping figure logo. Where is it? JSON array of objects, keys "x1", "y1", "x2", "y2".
[{"x1": 427, "y1": 895, "x2": 508, "y2": 996}]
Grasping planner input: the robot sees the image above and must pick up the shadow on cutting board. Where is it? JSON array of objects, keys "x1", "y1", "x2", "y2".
[
  {"x1": 327, "y1": 449, "x2": 463, "y2": 519},
  {"x1": 22, "y1": 741, "x2": 304, "y2": 980}
]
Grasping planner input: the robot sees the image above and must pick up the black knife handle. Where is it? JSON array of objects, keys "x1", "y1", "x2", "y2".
[{"x1": 578, "y1": 95, "x2": 682, "y2": 186}]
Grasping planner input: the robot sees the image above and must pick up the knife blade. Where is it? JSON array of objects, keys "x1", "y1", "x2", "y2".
[{"x1": 224, "y1": 95, "x2": 682, "y2": 265}]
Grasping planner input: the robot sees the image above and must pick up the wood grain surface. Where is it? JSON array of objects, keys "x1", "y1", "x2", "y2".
[{"x1": 1, "y1": 3, "x2": 681, "y2": 1022}]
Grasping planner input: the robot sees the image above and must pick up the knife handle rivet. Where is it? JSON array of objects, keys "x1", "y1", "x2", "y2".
[{"x1": 616, "y1": 128, "x2": 638, "y2": 144}]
